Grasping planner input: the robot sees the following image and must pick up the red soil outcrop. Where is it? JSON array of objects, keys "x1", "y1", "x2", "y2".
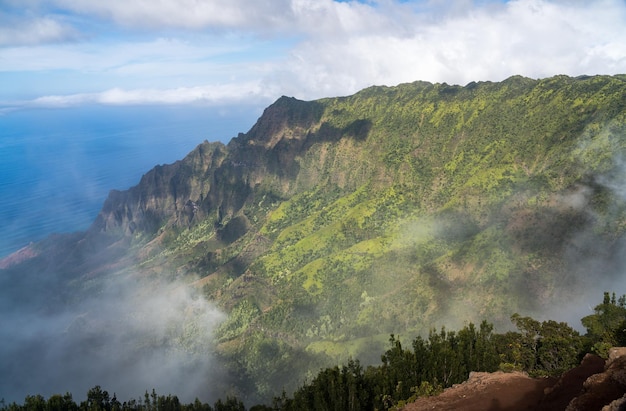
[
  {"x1": 402, "y1": 348, "x2": 626, "y2": 411},
  {"x1": 402, "y1": 371, "x2": 555, "y2": 411}
]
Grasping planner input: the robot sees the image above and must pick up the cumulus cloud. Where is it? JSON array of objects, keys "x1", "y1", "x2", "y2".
[
  {"x1": 280, "y1": 0, "x2": 626, "y2": 98},
  {"x1": 2, "y1": 0, "x2": 626, "y2": 109}
]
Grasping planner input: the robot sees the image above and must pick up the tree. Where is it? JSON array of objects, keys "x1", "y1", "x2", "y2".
[
  {"x1": 23, "y1": 395, "x2": 45, "y2": 411},
  {"x1": 156, "y1": 394, "x2": 181, "y2": 411},
  {"x1": 47, "y1": 393, "x2": 78, "y2": 411},
  {"x1": 456, "y1": 321, "x2": 499, "y2": 374},
  {"x1": 213, "y1": 397, "x2": 244, "y2": 411},
  {"x1": 476, "y1": 320, "x2": 500, "y2": 372},
  {"x1": 425, "y1": 327, "x2": 464, "y2": 387},
  {"x1": 510, "y1": 313, "x2": 541, "y2": 370},
  {"x1": 537, "y1": 320, "x2": 582, "y2": 375},
  {"x1": 81, "y1": 386, "x2": 110, "y2": 411},
  {"x1": 290, "y1": 359, "x2": 372, "y2": 411},
  {"x1": 581, "y1": 292, "x2": 626, "y2": 357},
  {"x1": 189, "y1": 398, "x2": 212, "y2": 411},
  {"x1": 380, "y1": 335, "x2": 417, "y2": 401}
]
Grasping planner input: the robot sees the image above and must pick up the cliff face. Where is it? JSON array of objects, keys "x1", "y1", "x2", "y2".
[
  {"x1": 90, "y1": 95, "x2": 373, "y2": 241},
  {"x1": 92, "y1": 141, "x2": 229, "y2": 235}
]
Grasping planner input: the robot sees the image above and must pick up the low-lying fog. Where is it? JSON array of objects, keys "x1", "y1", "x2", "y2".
[{"x1": 0, "y1": 272, "x2": 226, "y2": 404}]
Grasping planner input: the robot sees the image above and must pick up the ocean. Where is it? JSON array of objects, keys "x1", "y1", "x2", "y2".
[{"x1": 0, "y1": 105, "x2": 260, "y2": 258}]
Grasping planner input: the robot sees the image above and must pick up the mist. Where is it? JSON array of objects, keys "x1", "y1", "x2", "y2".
[
  {"x1": 0, "y1": 259, "x2": 228, "y2": 404},
  {"x1": 0, "y1": 105, "x2": 265, "y2": 403},
  {"x1": 387, "y1": 120, "x2": 626, "y2": 336}
]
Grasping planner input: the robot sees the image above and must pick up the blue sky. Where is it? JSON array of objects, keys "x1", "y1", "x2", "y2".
[{"x1": 1, "y1": 0, "x2": 626, "y2": 113}]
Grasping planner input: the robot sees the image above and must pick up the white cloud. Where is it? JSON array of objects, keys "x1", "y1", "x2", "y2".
[
  {"x1": 0, "y1": 15, "x2": 79, "y2": 46},
  {"x1": 2, "y1": 0, "x2": 626, "y2": 109},
  {"x1": 278, "y1": 0, "x2": 626, "y2": 99},
  {"x1": 16, "y1": 0, "x2": 417, "y2": 35},
  {"x1": 22, "y1": 82, "x2": 277, "y2": 108}
]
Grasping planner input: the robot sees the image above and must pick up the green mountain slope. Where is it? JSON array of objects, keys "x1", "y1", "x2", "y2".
[{"x1": 4, "y1": 74, "x2": 626, "y2": 402}]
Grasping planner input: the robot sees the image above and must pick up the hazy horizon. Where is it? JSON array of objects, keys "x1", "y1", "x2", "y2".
[{"x1": 0, "y1": 104, "x2": 260, "y2": 258}]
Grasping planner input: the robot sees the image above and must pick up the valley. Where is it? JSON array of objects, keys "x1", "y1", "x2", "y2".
[{"x1": 2, "y1": 74, "x2": 626, "y2": 405}]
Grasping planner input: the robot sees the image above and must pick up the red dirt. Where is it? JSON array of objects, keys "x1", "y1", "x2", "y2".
[
  {"x1": 402, "y1": 371, "x2": 555, "y2": 411},
  {"x1": 402, "y1": 350, "x2": 626, "y2": 411}
]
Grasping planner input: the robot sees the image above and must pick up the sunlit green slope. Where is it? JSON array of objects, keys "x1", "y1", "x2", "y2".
[{"x1": 100, "y1": 74, "x2": 624, "y2": 399}]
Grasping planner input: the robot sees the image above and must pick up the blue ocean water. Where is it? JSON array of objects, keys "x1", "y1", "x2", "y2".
[{"x1": 0, "y1": 105, "x2": 260, "y2": 258}]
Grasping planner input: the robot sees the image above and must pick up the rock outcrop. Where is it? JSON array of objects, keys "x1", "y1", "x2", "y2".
[
  {"x1": 402, "y1": 371, "x2": 555, "y2": 411},
  {"x1": 564, "y1": 348, "x2": 626, "y2": 411},
  {"x1": 403, "y1": 348, "x2": 626, "y2": 411},
  {"x1": 536, "y1": 353, "x2": 605, "y2": 411}
]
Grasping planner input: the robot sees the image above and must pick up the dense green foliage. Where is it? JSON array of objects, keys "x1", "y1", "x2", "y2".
[
  {"x1": 276, "y1": 291, "x2": 626, "y2": 410},
  {"x1": 581, "y1": 292, "x2": 626, "y2": 357},
  {"x1": 278, "y1": 312, "x2": 584, "y2": 411},
  {"x1": 0, "y1": 387, "x2": 244, "y2": 411},
  {"x1": 198, "y1": 74, "x2": 626, "y2": 400},
  {"x1": 6, "y1": 75, "x2": 626, "y2": 404},
  {"x1": 4, "y1": 292, "x2": 625, "y2": 411}
]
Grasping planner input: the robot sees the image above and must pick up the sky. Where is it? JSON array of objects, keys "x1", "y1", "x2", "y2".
[{"x1": 1, "y1": 0, "x2": 626, "y2": 114}]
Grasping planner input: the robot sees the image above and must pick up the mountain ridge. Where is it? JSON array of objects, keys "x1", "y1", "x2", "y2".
[{"x1": 3, "y1": 74, "x2": 626, "y2": 402}]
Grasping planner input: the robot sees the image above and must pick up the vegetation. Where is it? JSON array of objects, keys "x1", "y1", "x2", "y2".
[
  {"x1": 0, "y1": 387, "x2": 245, "y2": 411},
  {"x1": 3, "y1": 292, "x2": 625, "y2": 411},
  {"x1": 5, "y1": 74, "x2": 626, "y2": 404},
  {"x1": 581, "y1": 292, "x2": 626, "y2": 357}
]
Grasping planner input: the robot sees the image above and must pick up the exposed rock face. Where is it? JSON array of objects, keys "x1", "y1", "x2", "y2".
[
  {"x1": 92, "y1": 141, "x2": 229, "y2": 235},
  {"x1": 565, "y1": 349, "x2": 626, "y2": 411},
  {"x1": 89, "y1": 96, "x2": 338, "y2": 238},
  {"x1": 603, "y1": 396, "x2": 626, "y2": 411},
  {"x1": 403, "y1": 349, "x2": 626, "y2": 411},
  {"x1": 536, "y1": 353, "x2": 605, "y2": 411}
]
